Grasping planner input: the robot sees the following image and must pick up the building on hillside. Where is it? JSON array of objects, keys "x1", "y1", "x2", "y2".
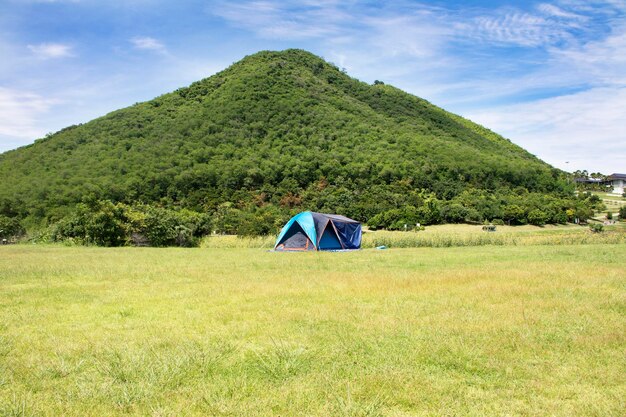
[
  {"x1": 574, "y1": 177, "x2": 603, "y2": 185},
  {"x1": 606, "y1": 173, "x2": 626, "y2": 194}
]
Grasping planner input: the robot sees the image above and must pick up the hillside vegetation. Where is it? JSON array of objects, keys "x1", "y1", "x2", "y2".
[{"x1": 0, "y1": 49, "x2": 595, "y2": 244}]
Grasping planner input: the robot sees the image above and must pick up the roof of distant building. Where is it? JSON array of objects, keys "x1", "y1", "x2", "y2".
[{"x1": 607, "y1": 173, "x2": 626, "y2": 181}]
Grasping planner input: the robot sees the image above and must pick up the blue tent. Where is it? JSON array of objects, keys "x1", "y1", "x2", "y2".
[{"x1": 274, "y1": 212, "x2": 362, "y2": 251}]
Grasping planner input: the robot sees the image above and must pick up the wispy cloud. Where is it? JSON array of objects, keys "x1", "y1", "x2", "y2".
[
  {"x1": 0, "y1": 87, "x2": 58, "y2": 141},
  {"x1": 211, "y1": 0, "x2": 596, "y2": 49},
  {"x1": 466, "y1": 87, "x2": 626, "y2": 173},
  {"x1": 550, "y1": 24, "x2": 626, "y2": 86},
  {"x1": 130, "y1": 36, "x2": 166, "y2": 53},
  {"x1": 467, "y1": 11, "x2": 566, "y2": 47},
  {"x1": 538, "y1": 3, "x2": 586, "y2": 20},
  {"x1": 212, "y1": 0, "x2": 346, "y2": 39},
  {"x1": 27, "y1": 42, "x2": 74, "y2": 58}
]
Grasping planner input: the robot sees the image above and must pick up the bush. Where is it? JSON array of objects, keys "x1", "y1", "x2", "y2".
[
  {"x1": 131, "y1": 206, "x2": 208, "y2": 247},
  {"x1": 52, "y1": 201, "x2": 129, "y2": 246},
  {"x1": 440, "y1": 204, "x2": 467, "y2": 223},
  {"x1": 491, "y1": 218, "x2": 505, "y2": 226},
  {"x1": 503, "y1": 205, "x2": 525, "y2": 225},
  {"x1": 0, "y1": 215, "x2": 25, "y2": 240},
  {"x1": 619, "y1": 205, "x2": 626, "y2": 220},
  {"x1": 574, "y1": 206, "x2": 594, "y2": 223},
  {"x1": 551, "y1": 211, "x2": 568, "y2": 224},
  {"x1": 606, "y1": 211, "x2": 613, "y2": 220},
  {"x1": 527, "y1": 209, "x2": 548, "y2": 226},
  {"x1": 464, "y1": 208, "x2": 483, "y2": 224},
  {"x1": 51, "y1": 200, "x2": 210, "y2": 247},
  {"x1": 589, "y1": 223, "x2": 603, "y2": 233}
]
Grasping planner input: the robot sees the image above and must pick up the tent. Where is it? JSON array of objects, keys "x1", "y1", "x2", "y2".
[{"x1": 274, "y1": 212, "x2": 362, "y2": 251}]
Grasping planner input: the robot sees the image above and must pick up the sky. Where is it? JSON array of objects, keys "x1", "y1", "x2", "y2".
[{"x1": 1, "y1": 0, "x2": 625, "y2": 174}]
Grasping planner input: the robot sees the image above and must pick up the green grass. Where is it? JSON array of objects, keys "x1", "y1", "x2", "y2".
[
  {"x1": 200, "y1": 223, "x2": 626, "y2": 249},
  {"x1": 588, "y1": 191, "x2": 625, "y2": 222},
  {"x1": 593, "y1": 192, "x2": 626, "y2": 202},
  {"x1": 1, "y1": 244, "x2": 625, "y2": 416}
]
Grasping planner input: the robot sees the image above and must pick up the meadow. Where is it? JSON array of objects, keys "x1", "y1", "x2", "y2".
[
  {"x1": 201, "y1": 223, "x2": 626, "y2": 249},
  {"x1": 1, "y1": 240, "x2": 625, "y2": 416},
  {"x1": 593, "y1": 192, "x2": 626, "y2": 219}
]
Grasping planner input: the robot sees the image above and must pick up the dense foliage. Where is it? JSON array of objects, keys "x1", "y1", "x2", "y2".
[
  {"x1": 47, "y1": 200, "x2": 211, "y2": 247},
  {"x1": 0, "y1": 49, "x2": 585, "y2": 244},
  {"x1": 361, "y1": 190, "x2": 599, "y2": 230},
  {"x1": 572, "y1": 170, "x2": 612, "y2": 192},
  {"x1": 0, "y1": 215, "x2": 25, "y2": 240}
]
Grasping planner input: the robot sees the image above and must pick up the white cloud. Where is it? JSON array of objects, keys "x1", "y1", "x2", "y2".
[
  {"x1": 459, "y1": 2, "x2": 594, "y2": 48},
  {"x1": 212, "y1": 0, "x2": 346, "y2": 39},
  {"x1": 27, "y1": 42, "x2": 74, "y2": 58},
  {"x1": 365, "y1": 14, "x2": 453, "y2": 59},
  {"x1": 0, "y1": 87, "x2": 58, "y2": 141},
  {"x1": 537, "y1": 3, "x2": 586, "y2": 20},
  {"x1": 130, "y1": 36, "x2": 166, "y2": 53},
  {"x1": 550, "y1": 24, "x2": 626, "y2": 86},
  {"x1": 465, "y1": 87, "x2": 626, "y2": 173}
]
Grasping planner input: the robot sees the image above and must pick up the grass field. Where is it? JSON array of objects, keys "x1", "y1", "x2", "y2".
[
  {"x1": 200, "y1": 223, "x2": 626, "y2": 249},
  {"x1": 1, "y1": 243, "x2": 625, "y2": 416},
  {"x1": 589, "y1": 191, "x2": 625, "y2": 221}
]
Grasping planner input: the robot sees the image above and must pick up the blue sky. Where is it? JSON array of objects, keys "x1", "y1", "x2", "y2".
[{"x1": 1, "y1": 0, "x2": 624, "y2": 173}]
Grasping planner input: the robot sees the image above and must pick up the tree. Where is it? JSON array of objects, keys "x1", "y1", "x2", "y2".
[
  {"x1": 0, "y1": 215, "x2": 24, "y2": 240},
  {"x1": 527, "y1": 209, "x2": 548, "y2": 226},
  {"x1": 52, "y1": 201, "x2": 129, "y2": 246},
  {"x1": 440, "y1": 203, "x2": 467, "y2": 223},
  {"x1": 503, "y1": 205, "x2": 525, "y2": 225}
]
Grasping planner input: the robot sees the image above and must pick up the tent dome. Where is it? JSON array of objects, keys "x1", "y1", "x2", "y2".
[{"x1": 274, "y1": 212, "x2": 362, "y2": 251}]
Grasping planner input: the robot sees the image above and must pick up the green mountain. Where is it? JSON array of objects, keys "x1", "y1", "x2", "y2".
[{"x1": 0, "y1": 49, "x2": 573, "y2": 235}]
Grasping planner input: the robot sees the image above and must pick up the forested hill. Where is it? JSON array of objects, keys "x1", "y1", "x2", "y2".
[{"x1": 0, "y1": 49, "x2": 574, "y2": 236}]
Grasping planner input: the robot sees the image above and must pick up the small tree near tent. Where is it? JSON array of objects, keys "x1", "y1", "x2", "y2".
[{"x1": 0, "y1": 215, "x2": 24, "y2": 240}]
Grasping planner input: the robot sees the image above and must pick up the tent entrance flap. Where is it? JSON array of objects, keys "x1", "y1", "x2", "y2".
[
  {"x1": 318, "y1": 222, "x2": 342, "y2": 250},
  {"x1": 275, "y1": 221, "x2": 314, "y2": 251},
  {"x1": 332, "y1": 220, "x2": 361, "y2": 250}
]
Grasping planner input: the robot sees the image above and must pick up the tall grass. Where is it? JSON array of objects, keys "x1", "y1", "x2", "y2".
[
  {"x1": 362, "y1": 228, "x2": 626, "y2": 248},
  {"x1": 200, "y1": 234, "x2": 275, "y2": 249},
  {"x1": 200, "y1": 225, "x2": 626, "y2": 249}
]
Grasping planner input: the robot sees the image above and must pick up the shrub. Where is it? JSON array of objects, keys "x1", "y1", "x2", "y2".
[
  {"x1": 440, "y1": 203, "x2": 467, "y2": 223},
  {"x1": 606, "y1": 211, "x2": 613, "y2": 220},
  {"x1": 551, "y1": 211, "x2": 568, "y2": 224},
  {"x1": 136, "y1": 206, "x2": 207, "y2": 247},
  {"x1": 503, "y1": 205, "x2": 525, "y2": 225},
  {"x1": 589, "y1": 223, "x2": 603, "y2": 233},
  {"x1": 491, "y1": 219, "x2": 505, "y2": 226},
  {"x1": 619, "y1": 205, "x2": 626, "y2": 220},
  {"x1": 51, "y1": 200, "x2": 209, "y2": 247},
  {"x1": 574, "y1": 206, "x2": 594, "y2": 223},
  {"x1": 464, "y1": 208, "x2": 483, "y2": 224},
  {"x1": 52, "y1": 201, "x2": 129, "y2": 246},
  {"x1": 0, "y1": 215, "x2": 25, "y2": 240},
  {"x1": 527, "y1": 209, "x2": 548, "y2": 226}
]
